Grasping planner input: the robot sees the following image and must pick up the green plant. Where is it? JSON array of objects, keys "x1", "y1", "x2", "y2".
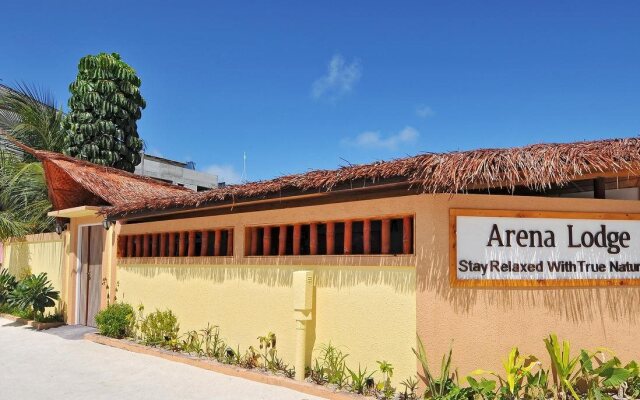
[
  {"x1": 544, "y1": 334, "x2": 581, "y2": 400},
  {"x1": 399, "y1": 376, "x2": 419, "y2": 400},
  {"x1": 0, "y1": 268, "x2": 17, "y2": 304},
  {"x1": 315, "y1": 343, "x2": 350, "y2": 388},
  {"x1": 309, "y1": 358, "x2": 327, "y2": 385},
  {"x1": 413, "y1": 336, "x2": 457, "y2": 399},
  {"x1": 63, "y1": 53, "x2": 146, "y2": 172},
  {"x1": 7, "y1": 272, "x2": 59, "y2": 320},
  {"x1": 347, "y1": 364, "x2": 375, "y2": 395},
  {"x1": 466, "y1": 376, "x2": 496, "y2": 400},
  {"x1": 474, "y1": 347, "x2": 539, "y2": 400},
  {"x1": 201, "y1": 323, "x2": 225, "y2": 359},
  {"x1": 140, "y1": 309, "x2": 179, "y2": 347},
  {"x1": 180, "y1": 330, "x2": 204, "y2": 356},
  {"x1": 377, "y1": 360, "x2": 395, "y2": 398},
  {"x1": 95, "y1": 302, "x2": 134, "y2": 338}
]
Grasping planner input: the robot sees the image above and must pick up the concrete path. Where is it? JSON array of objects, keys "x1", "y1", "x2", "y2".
[{"x1": 0, "y1": 318, "x2": 323, "y2": 400}]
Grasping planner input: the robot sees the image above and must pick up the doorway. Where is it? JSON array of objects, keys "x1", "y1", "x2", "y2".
[{"x1": 77, "y1": 225, "x2": 104, "y2": 327}]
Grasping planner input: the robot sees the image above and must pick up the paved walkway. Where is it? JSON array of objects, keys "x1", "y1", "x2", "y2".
[{"x1": 0, "y1": 318, "x2": 322, "y2": 400}]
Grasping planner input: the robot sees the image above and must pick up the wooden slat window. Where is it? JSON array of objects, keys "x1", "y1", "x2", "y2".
[
  {"x1": 117, "y1": 228, "x2": 234, "y2": 258},
  {"x1": 245, "y1": 215, "x2": 414, "y2": 256}
]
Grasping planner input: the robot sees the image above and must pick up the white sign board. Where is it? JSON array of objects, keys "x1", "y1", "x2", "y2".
[{"x1": 451, "y1": 210, "x2": 640, "y2": 286}]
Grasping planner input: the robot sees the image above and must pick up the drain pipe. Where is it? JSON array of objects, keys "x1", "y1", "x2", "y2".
[{"x1": 293, "y1": 270, "x2": 314, "y2": 381}]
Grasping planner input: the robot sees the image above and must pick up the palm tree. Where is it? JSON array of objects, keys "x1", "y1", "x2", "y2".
[{"x1": 0, "y1": 83, "x2": 65, "y2": 240}]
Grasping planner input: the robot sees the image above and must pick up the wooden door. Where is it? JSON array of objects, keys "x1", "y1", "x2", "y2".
[{"x1": 78, "y1": 226, "x2": 104, "y2": 327}]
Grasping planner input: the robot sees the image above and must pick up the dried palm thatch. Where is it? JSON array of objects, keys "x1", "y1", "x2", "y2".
[{"x1": 100, "y1": 137, "x2": 640, "y2": 218}]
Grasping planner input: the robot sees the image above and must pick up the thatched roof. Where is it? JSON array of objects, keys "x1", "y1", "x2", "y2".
[
  {"x1": 100, "y1": 137, "x2": 640, "y2": 218},
  {"x1": 26, "y1": 147, "x2": 190, "y2": 211}
]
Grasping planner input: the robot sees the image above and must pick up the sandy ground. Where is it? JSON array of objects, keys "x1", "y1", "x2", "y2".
[{"x1": 0, "y1": 317, "x2": 323, "y2": 400}]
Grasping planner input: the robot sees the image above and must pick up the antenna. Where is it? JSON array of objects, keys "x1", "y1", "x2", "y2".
[{"x1": 241, "y1": 151, "x2": 247, "y2": 183}]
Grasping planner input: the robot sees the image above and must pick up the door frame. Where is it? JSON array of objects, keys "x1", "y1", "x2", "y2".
[{"x1": 75, "y1": 223, "x2": 102, "y2": 325}]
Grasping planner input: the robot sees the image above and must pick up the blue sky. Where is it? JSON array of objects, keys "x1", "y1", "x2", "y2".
[{"x1": 2, "y1": 1, "x2": 639, "y2": 183}]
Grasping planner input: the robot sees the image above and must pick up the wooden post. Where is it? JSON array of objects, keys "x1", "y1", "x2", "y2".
[
  {"x1": 151, "y1": 233, "x2": 158, "y2": 257},
  {"x1": 188, "y1": 231, "x2": 196, "y2": 257},
  {"x1": 326, "y1": 222, "x2": 335, "y2": 255},
  {"x1": 278, "y1": 225, "x2": 287, "y2": 256},
  {"x1": 215, "y1": 230, "x2": 222, "y2": 256},
  {"x1": 127, "y1": 235, "x2": 134, "y2": 257},
  {"x1": 594, "y1": 177, "x2": 606, "y2": 199},
  {"x1": 136, "y1": 235, "x2": 143, "y2": 257},
  {"x1": 226, "y1": 229, "x2": 233, "y2": 256},
  {"x1": 293, "y1": 224, "x2": 301, "y2": 256},
  {"x1": 178, "y1": 232, "x2": 186, "y2": 257},
  {"x1": 117, "y1": 235, "x2": 127, "y2": 258},
  {"x1": 381, "y1": 219, "x2": 391, "y2": 254},
  {"x1": 403, "y1": 216, "x2": 412, "y2": 254},
  {"x1": 168, "y1": 233, "x2": 176, "y2": 257},
  {"x1": 310, "y1": 223, "x2": 318, "y2": 255},
  {"x1": 250, "y1": 227, "x2": 259, "y2": 256},
  {"x1": 363, "y1": 219, "x2": 371, "y2": 255},
  {"x1": 143, "y1": 234, "x2": 150, "y2": 257},
  {"x1": 263, "y1": 227, "x2": 271, "y2": 256},
  {"x1": 344, "y1": 220, "x2": 352, "y2": 255},
  {"x1": 160, "y1": 233, "x2": 167, "y2": 257},
  {"x1": 200, "y1": 231, "x2": 209, "y2": 257}
]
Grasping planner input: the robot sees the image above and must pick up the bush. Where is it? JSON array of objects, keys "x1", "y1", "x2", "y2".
[
  {"x1": 7, "y1": 272, "x2": 59, "y2": 320},
  {"x1": 0, "y1": 269, "x2": 17, "y2": 304},
  {"x1": 95, "y1": 303, "x2": 134, "y2": 338},
  {"x1": 140, "y1": 309, "x2": 179, "y2": 346}
]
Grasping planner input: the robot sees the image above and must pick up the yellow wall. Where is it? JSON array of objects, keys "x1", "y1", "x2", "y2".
[
  {"x1": 414, "y1": 193, "x2": 640, "y2": 378},
  {"x1": 117, "y1": 202, "x2": 417, "y2": 384},
  {"x1": 3, "y1": 232, "x2": 66, "y2": 312}
]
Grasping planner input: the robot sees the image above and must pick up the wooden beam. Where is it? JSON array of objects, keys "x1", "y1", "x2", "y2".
[
  {"x1": 363, "y1": 219, "x2": 371, "y2": 255},
  {"x1": 200, "y1": 231, "x2": 209, "y2": 256},
  {"x1": 403, "y1": 216, "x2": 412, "y2": 254},
  {"x1": 168, "y1": 233, "x2": 176, "y2": 257},
  {"x1": 310, "y1": 223, "x2": 318, "y2": 255},
  {"x1": 344, "y1": 220, "x2": 352, "y2": 255},
  {"x1": 278, "y1": 225, "x2": 287, "y2": 256},
  {"x1": 263, "y1": 226, "x2": 271, "y2": 256},
  {"x1": 293, "y1": 224, "x2": 301, "y2": 256},
  {"x1": 381, "y1": 219, "x2": 391, "y2": 254},
  {"x1": 215, "y1": 230, "x2": 222, "y2": 256},
  {"x1": 188, "y1": 231, "x2": 196, "y2": 257},
  {"x1": 326, "y1": 222, "x2": 335, "y2": 255},
  {"x1": 226, "y1": 229, "x2": 233, "y2": 256}
]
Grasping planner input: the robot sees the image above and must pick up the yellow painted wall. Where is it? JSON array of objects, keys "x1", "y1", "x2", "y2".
[
  {"x1": 2, "y1": 232, "x2": 66, "y2": 312},
  {"x1": 117, "y1": 201, "x2": 417, "y2": 384}
]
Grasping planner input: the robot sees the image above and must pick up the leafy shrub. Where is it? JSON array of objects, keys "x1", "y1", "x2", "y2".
[
  {"x1": 0, "y1": 269, "x2": 17, "y2": 304},
  {"x1": 7, "y1": 272, "x2": 59, "y2": 320},
  {"x1": 95, "y1": 303, "x2": 134, "y2": 338},
  {"x1": 140, "y1": 309, "x2": 179, "y2": 346}
]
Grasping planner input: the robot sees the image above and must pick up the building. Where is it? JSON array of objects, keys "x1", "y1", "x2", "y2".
[
  {"x1": 135, "y1": 152, "x2": 218, "y2": 191},
  {"x1": 5, "y1": 136, "x2": 640, "y2": 385}
]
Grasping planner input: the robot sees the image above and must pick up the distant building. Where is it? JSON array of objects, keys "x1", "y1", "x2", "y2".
[{"x1": 134, "y1": 152, "x2": 218, "y2": 191}]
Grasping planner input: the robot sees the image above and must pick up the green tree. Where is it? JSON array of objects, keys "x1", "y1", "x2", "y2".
[
  {"x1": 63, "y1": 53, "x2": 146, "y2": 172},
  {"x1": 0, "y1": 84, "x2": 61, "y2": 239}
]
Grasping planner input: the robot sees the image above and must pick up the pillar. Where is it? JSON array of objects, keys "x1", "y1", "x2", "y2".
[
  {"x1": 326, "y1": 222, "x2": 335, "y2": 255},
  {"x1": 293, "y1": 224, "x2": 301, "y2": 255},
  {"x1": 278, "y1": 225, "x2": 287, "y2": 256},
  {"x1": 363, "y1": 219, "x2": 371, "y2": 255},
  {"x1": 263, "y1": 226, "x2": 271, "y2": 256},
  {"x1": 215, "y1": 230, "x2": 222, "y2": 256},
  {"x1": 310, "y1": 223, "x2": 318, "y2": 255},
  {"x1": 344, "y1": 220, "x2": 352, "y2": 255},
  {"x1": 200, "y1": 231, "x2": 209, "y2": 257},
  {"x1": 188, "y1": 231, "x2": 196, "y2": 257}
]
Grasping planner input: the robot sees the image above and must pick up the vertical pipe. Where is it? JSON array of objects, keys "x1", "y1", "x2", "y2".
[
  {"x1": 381, "y1": 219, "x2": 391, "y2": 254},
  {"x1": 344, "y1": 220, "x2": 353, "y2": 255},
  {"x1": 278, "y1": 225, "x2": 287, "y2": 256},
  {"x1": 326, "y1": 222, "x2": 335, "y2": 255},
  {"x1": 159, "y1": 233, "x2": 167, "y2": 257},
  {"x1": 168, "y1": 233, "x2": 176, "y2": 257},
  {"x1": 309, "y1": 223, "x2": 318, "y2": 255},
  {"x1": 226, "y1": 229, "x2": 234, "y2": 256},
  {"x1": 250, "y1": 227, "x2": 259, "y2": 256},
  {"x1": 403, "y1": 216, "x2": 413, "y2": 254},
  {"x1": 295, "y1": 320, "x2": 307, "y2": 381},
  {"x1": 143, "y1": 234, "x2": 150, "y2": 257},
  {"x1": 293, "y1": 224, "x2": 301, "y2": 255},
  {"x1": 178, "y1": 232, "x2": 186, "y2": 256},
  {"x1": 363, "y1": 219, "x2": 371, "y2": 255},
  {"x1": 200, "y1": 231, "x2": 209, "y2": 257},
  {"x1": 136, "y1": 235, "x2": 143, "y2": 257},
  {"x1": 263, "y1": 227, "x2": 271, "y2": 256},
  {"x1": 151, "y1": 234, "x2": 158, "y2": 257},
  {"x1": 215, "y1": 230, "x2": 222, "y2": 256},
  {"x1": 188, "y1": 231, "x2": 196, "y2": 257},
  {"x1": 127, "y1": 235, "x2": 134, "y2": 257}
]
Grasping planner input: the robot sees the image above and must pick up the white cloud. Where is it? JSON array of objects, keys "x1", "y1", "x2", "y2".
[
  {"x1": 342, "y1": 126, "x2": 419, "y2": 150},
  {"x1": 204, "y1": 164, "x2": 242, "y2": 184},
  {"x1": 311, "y1": 54, "x2": 362, "y2": 100},
  {"x1": 416, "y1": 105, "x2": 435, "y2": 118}
]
